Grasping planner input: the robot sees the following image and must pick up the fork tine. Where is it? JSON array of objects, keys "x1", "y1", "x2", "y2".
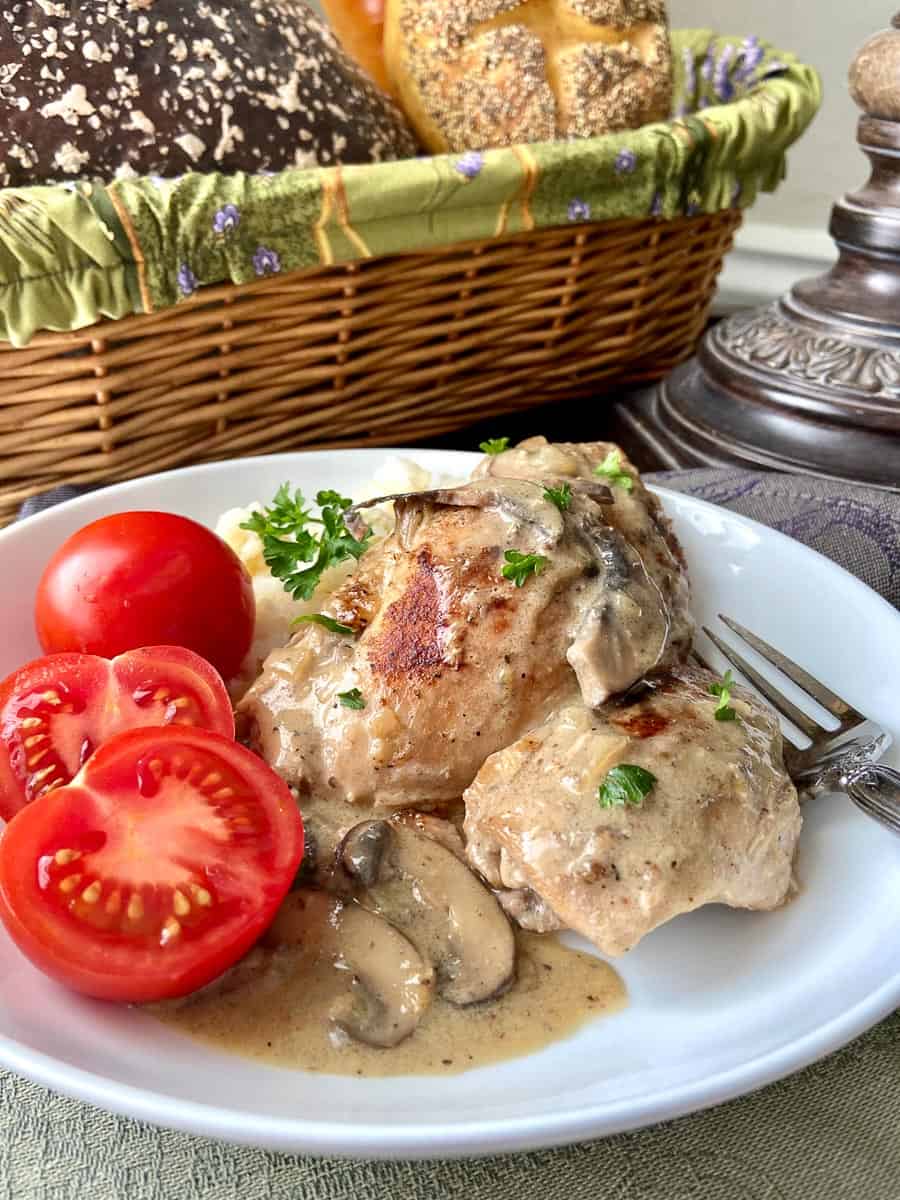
[
  {"x1": 717, "y1": 615, "x2": 863, "y2": 727},
  {"x1": 702, "y1": 626, "x2": 823, "y2": 742},
  {"x1": 689, "y1": 647, "x2": 717, "y2": 673}
]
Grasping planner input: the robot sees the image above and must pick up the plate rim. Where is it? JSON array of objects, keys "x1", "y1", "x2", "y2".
[
  {"x1": 3, "y1": 973, "x2": 900, "y2": 1159},
  {"x1": 3, "y1": 449, "x2": 900, "y2": 1158}
]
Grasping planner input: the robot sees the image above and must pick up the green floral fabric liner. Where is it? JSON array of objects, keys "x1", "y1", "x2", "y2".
[{"x1": 0, "y1": 29, "x2": 821, "y2": 348}]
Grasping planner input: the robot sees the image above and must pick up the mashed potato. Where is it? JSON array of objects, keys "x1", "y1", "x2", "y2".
[{"x1": 216, "y1": 456, "x2": 456, "y2": 694}]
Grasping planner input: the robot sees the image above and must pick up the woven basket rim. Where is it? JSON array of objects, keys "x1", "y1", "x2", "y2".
[{"x1": 0, "y1": 28, "x2": 819, "y2": 347}]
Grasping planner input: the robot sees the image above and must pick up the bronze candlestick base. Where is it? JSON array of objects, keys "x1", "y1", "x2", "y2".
[{"x1": 618, "y1": 14, "x2": 900, "y2": 489}]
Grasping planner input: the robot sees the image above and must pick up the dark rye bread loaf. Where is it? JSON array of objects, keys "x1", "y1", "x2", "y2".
[{"x1": 0, "y1": 0, "x2": 418, "y2": 187}]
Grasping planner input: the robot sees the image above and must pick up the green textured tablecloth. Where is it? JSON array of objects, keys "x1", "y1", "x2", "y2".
[{"x1": 4, "y1": 466, "x2": 899, "y2": 1199}]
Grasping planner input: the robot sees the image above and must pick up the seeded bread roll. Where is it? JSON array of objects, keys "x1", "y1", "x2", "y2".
[
  {"x1": 0, "y1": 0, "x2": 417, "y2": 187},
  {"x1": 384, "y1": 0, "x2": 672, "y2": 154}
]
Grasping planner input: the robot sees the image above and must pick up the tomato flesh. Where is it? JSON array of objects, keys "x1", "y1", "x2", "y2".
[
  {"x1": 0, "y1": 727, "x2": 303, "y2": 1002},
  {"x1": 0, "y1": 647, "x2": 234, "y2": 821},
  {"x1": 35, "y1": 511, "x2": 255, "y2": 681}
]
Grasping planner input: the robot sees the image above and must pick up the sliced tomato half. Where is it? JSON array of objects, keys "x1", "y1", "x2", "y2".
[
  {"x1": 0, "y1": 726, "x2": 303, "y2": 1002},
  {"x1": 0, "y1": 647, "x2": 235, "y2": 821}
]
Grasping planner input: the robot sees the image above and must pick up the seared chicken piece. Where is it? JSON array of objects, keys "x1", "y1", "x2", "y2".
[
  {"x1": 241, "y1": 473, "x2": 686, "y2": 809},
  {"x1": 475, "y1": 436, "x2": 692, "y2": 695},
  {"x1": 463, "y1": 666, "x2": 802, "y2": 956}
]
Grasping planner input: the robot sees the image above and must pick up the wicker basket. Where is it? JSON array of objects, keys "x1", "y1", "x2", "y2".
[{"x1": 0, "y1": 209, "x2": 739, "y2": 525}]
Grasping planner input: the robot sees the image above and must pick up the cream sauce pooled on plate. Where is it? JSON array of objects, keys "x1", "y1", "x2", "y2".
[{"x1": 152, "y1": 930, "x2": 625, "y2": 1077}]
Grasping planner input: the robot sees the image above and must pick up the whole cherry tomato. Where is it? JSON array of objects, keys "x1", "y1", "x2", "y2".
[{"x1": 35, "y1": 512, "x2": 255, "y2": 681}]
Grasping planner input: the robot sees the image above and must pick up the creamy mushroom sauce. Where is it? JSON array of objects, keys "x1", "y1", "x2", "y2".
[
  {"x1": 150, "y1": 443, "x2": 699, "y2": 1073},
  {"x1": 151, "y1": 928, "x2": 625, "y2": 1077}
]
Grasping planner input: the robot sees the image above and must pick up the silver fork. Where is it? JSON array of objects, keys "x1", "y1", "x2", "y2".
[{"x1": 693, "y1": 615, "x2": 900, "y2": 834}]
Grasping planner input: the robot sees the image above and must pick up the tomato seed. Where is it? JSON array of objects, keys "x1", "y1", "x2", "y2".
[
  {"x1": 136, "y1": 760, "x2": 162, "y2": 798},
  {"x1": 160, "y1": 917, "x2": 181, "y2": 945},
  {"x1": 190, "y1": 885, "x2": 213, "y2": 907}
]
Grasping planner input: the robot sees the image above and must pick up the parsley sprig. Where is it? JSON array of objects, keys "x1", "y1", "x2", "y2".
[
  {"x1": 710, "y1": 670, "x2": 740, "y2": 722},
  {"x1": 241, "y1": 484, "x2": 371, "y2": 602},
  {"x1": 338, "y1": 688, "x2": 366, "y2": 710},
  {"x1": 292, "y1": 613, "x2": 355, "y2": 636},
  {"x1": 593, "y1": 449, "x2": 633, "y2": 492},
  {"x1": 501, "y1": 549, "x2": 549, "y2": 587},
  {"x1": 598, "y1": 764, "x2": 657, "y2": 809},
  {"x1": 479, "y1": 437, "x2": 510, "y2": 455},
  {"x1": 543, "y1": 483, "x2": 572, "y2": 511}
]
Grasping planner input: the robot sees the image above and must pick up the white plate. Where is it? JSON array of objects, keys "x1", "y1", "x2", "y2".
[{"x1": 1, "y1": 449, "x2": 899, "y2": 1160}]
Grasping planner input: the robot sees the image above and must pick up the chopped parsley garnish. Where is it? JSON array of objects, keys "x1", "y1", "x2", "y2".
[
  {"x1": 338, "y1": 688, "x2": 366, "y2": 710},
  {"x1": 479, "y1": 437, "x2": 510, "y2": 456},
  {"x1": 598, "y1": 764, "x2": 657, "y2": 809},
  {"x1": 241, "y1": 484, "x2": 371, "y2": 602},
  {"x1": 543, "y1": 483, "x2": 572, "y2": 511},
  {"x1": 501, "y1": 549, "x2": 549, "y2": 587},
  {"x1": 593, "y1": 449, "x2": 633, "y2": 492},
  {"x1": 710, "y1": 669, "x2": 740, "y2": 722},
  {"x1": 292, "y1": 613, "x2": 355, "y2": 636}
]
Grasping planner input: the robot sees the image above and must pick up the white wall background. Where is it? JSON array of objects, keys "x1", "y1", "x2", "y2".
[{"x1": 669, "y1": 1, "x2": 890, "y2": 306}]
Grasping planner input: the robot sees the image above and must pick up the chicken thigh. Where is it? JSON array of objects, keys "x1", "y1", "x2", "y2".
[
  {"x1": 463, "y1": 666, "x2": 802, "y2": 955},
  {"x1": 474, "y1": 435, "x2": 693, "y2": 694},
  {"x1": 240, "y1": 469, "x2": 689, "y2": 811}
]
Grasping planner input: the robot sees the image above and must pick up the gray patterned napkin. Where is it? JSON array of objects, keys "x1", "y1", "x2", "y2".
[
  {"x1": 3, "y1": 468, "x2": 899, "y2": 1200},
  {"x1": 655, "y1": 468, "x2": 900, "y2": 610}
]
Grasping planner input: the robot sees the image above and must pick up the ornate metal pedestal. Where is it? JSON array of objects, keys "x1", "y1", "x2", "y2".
[{"x1": 618, "y1": 13, "x2": 900, "y2": 489}]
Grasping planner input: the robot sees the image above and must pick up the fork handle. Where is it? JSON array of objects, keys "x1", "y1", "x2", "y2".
[{"x1": 846, "y1": 765, "x2": 900, "y2": 833}]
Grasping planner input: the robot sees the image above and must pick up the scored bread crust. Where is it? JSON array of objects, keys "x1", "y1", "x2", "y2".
[{"x1": 384, "y1": 0, "x2": 672, "y2": 154}]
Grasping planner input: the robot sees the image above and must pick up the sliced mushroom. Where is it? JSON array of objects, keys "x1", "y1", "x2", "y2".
[
  {"x1": 338, "y1": 820, "x2": 516, "y2": 1006},
  {"x1": 394, "y1": 808, "x2": 467, "y2": 861},
  {"x1": 265, "y1": 888, "x2": 434, "y2": 1048},
  {"x1": 348, "y1": 478, "x2": 613, "y2": 548},
  {"x1": 564, "y1": 508, "x2": 672, "y2": 706}
]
